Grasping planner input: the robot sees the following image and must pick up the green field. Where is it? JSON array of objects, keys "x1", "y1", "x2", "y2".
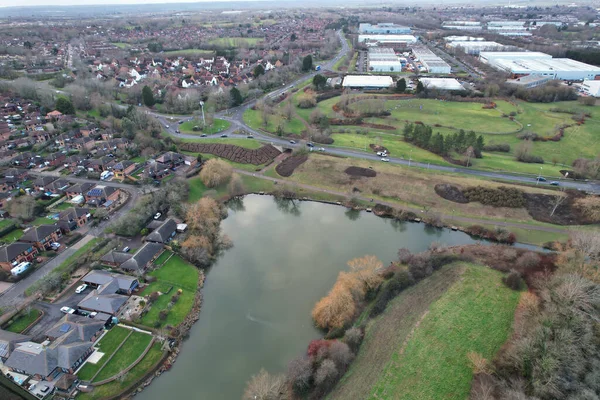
[
  {"x1": 161, "y1": 49, "x2": 215, "y2": 57},
  {"x1": 93, "y1": 332, "x2": 153, "y2": 382},
  {"x1": 370, "y1": 265, "x2": 520, "y2": 399},
  {"x1": 0, "y1": 219, "x2": 15, "y2": 230},
  {"x1": 207, "y1": 37, "x2": 263, "y2": 47},
  {"x1": 179, "y1": 137, "x2": 262, "y2": 150},
  {"x1": 153, "y1": 250, "x2": 172, "y2": 266},
  {"x1": 3, "y1": 308, "x2": 41, "y2": 333},
  {"x1": 0, "y1": 229, "x2": 24, "y2": 243},
  {"x1": 77, "y1": 342, "x2": 164, "y2": 400},
  {"x1": 179, "y1": 118, "x2": 231, "y2": 135},
  {"x1": 77, "y1": 326, "x2": 130, "y2": 381},
  {"x1": 243, "y1": 107, "x2": 306, "y2": 136},
  {"x1": 140, "y1": 255, "x2": 198, "y2": 328},
  {"x1": 112, "y1": 43, "x2": 131, "y2": 49},
  {"x1": 31, "y1": 217, "x2": 56, "y2": 226},
  {"x1": 331, "y1": 264, "x2": 520, "y2": 399}
]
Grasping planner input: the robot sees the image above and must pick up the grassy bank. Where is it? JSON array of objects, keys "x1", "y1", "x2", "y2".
[
  {"x1": 2, "y1": 308, "x2": 41, "y2": 333},
  {"x1": 179, "y1": 119, "x2": 231, "y2": 135}
]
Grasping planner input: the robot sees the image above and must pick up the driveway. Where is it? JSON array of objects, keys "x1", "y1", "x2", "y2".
[{"x1": 26, "y1": 302, "x2": 64, "y2": 340}]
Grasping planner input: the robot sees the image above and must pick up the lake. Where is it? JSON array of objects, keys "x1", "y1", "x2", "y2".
[{"x1": 139, "y1": 195, "x2": 480, "y2": 400}]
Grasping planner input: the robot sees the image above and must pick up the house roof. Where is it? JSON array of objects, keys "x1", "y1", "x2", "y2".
[
  {"x1": 20, "y1": 224, "x2": 60, "y2": 243},
  {"x1": 0, "y1": 242, "x2": 33, "y2": 262},
  {"x1": 86, "y1": 185, "x2": 117, "y2": 198},
  {"x1": 100, "y1": 250, "x2": 133, "y2": 266},
  {"x1": 59, "y1": 207, "x2": 90, "y2": 222},
  {"x1": 77, "y1": 291, "x2": 128, "y2": 315},
  {"x1": 5, "y1": 341, "x2": 57, "y2": 376},
  {"x1": 120, "y1": 242, "x2": 163, "y2": 272},
  {"x1": 0, "y1": 329, "x2": 32, "y2": 360},
  {"x1": 67, "y1": 182, "x2": 94, "y2": 194},
  {"x1": 82, "y1": 270, "x2": 137, "y2": 293},
  {"x1": 33, "y1": 176, "x2": 56, "y2": 187},
  {"x1": 45, "y1": 314, "x2": 104, "y2": 343},
  {"x1": 145, "y1": 218, "x2": 177, "y2": 243}
]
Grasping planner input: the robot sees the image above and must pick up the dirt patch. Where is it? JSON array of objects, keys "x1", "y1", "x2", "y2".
[
  {"x1": 434, "y1": 184, "x2": 468, "y2": 204},
  {"x1": 524, "y1": 190, "x2": 600, "y2": 225},
  {"x1": 345, "y1": 166, "x2": 377, "y2": 178},
  {"x1": 179, "y1": 143, "x2": 280, "y2": 165},
  {"x1": 275, "y1": 154, "x2": 308, "y2": 177},
  {"x1": 369, "y1": 144, "x2": 389, "y2": 155}
]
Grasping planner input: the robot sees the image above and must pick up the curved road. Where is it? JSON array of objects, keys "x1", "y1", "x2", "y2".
[{"x1": 150, "y1": 30, "x2": 599, "y2": 194}]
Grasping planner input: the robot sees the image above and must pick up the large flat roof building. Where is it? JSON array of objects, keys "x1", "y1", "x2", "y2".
[
  {"x1": 446, "y1": 41, "x2": 505, "y2": 55},
  {"x1": 358, "y1": 34, "x2": 417, "y2": 45},
  {"x1": 342, "y1": 75, "x2": 393, "y2": 89},
  {"x1": 412, "y1": 47, "x2": 452, "y2": 74},
  {"x1": 419, "y1": 78, "x2": 465, "y2": 91},
  {"x1": 359, "y1": 23, "x2": 411, "y2": 35},
  {"x1": 368, "y1": 48, "x2": 402, "y2": 72},
  {"x1": 581, "y1": 80, "x2": 600, "y2": 97},
  {"x1": 480, "y1": 52, "x2": 600, "y2": 80},
  {"x1": 442, "y1": 21, "x2": 483, "y2": 31}
]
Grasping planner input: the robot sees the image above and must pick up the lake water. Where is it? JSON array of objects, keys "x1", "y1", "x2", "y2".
[{"x1": 139, "y1": 195, "x2": 480, "y2": 400}]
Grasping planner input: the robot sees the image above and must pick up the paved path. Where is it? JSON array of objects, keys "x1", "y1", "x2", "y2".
[
  {"x1": 235, "y1": 169, "x2": 569, "y2": 235},
  {"x1": 0, "y1": 235, "x2": 95, "y2": 307}
]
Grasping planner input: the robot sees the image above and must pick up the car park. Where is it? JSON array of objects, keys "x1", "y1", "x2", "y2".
[
  {"x1": 60, "y1": 307, "x2": 75, "y2": 314},
  {"x1": 75, "y1": 284, "x2": 87, "y2": 294}
]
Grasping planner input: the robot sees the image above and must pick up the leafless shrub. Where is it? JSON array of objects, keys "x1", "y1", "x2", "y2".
[
  {"x1": 287, "y1": 356, "x2": 312, "y2": 396},
  {"x1": 242, "y1": 368, "x2": 287, "y2": 400},
  {"x1": 516, "y1": 252, "x2": 541, "y2": 270}
]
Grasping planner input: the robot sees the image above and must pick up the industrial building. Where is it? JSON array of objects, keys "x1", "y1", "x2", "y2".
[
  {"x1": 359, "y1": 23, "x2": 411, "y2": 35},
  {"x1": 358, "y1": 34, "x2": 418, "y2": 45},
  {"x1": 444, "y1": 36, "x2": 485, "y2": 42},
  {"x1": 446, "y1": 41, "x2": 505, "y2": 55},
  {"x1": 580, "y1": 80, "x2": 600, "y2": 97},
  {"x1": 419, "y1": 78, "x2": 465, "y2": 91},
  {"x1": 506, "y1": 74, "x2": 555, "y2": 89},
  {"x1": 487, "y1": 21, "x2": 531, "y2": 36},
  {"x1": 412, "y1": 47, "x2": 452, "y2": 74},
  {"x1": 368, "y1": 48, "x2": 402, "y2": 72},
  {"x1": 480, "y1": 52, "x2": 600, "y2": 81},
  {"x1": 442, "y1": 21, "x2": 483, "y2": 31},
  {"x1": 342, "y1": 75, "x2": 393, "y2": 89}
]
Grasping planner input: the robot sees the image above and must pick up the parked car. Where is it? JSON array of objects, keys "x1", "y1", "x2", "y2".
[
  {"x1": 550, "y1": 181, "x2": 560, "y2": 186},
  {"x1": 75, "y1": 284, "x2": 87, "y2": 294},
  {"x1": 165, "y1": 125, "x2": 169, "y2": 129},
  {"x1": 381, "y1": 158, "x2": 390, "y2": 162},
  {"x1": 176, "y1": 129, "x2": 180, "y2": 133},
  {"x1": 50, "y1": 242, "x2": 61, "y2": 250},
  {"x1": 154, "y1": 212, "x2": 162, "y2": 220},
  {"x1": 60, "y1": 307, "x2": 76, "y2": 314},
  {"x1": 123, "y1": 246, "x2": 131, "y2": 253}
]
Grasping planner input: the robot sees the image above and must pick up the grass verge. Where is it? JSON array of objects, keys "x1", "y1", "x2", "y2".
[
  {"x1": 2, "y1": 308, "x2": 41, "y2": 333},
  {"x1": 77, "y1": 326, "x2": 130, "y2": 381}
]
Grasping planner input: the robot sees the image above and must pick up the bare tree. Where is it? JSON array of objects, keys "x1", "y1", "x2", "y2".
[
  {"x1": 242, "y1": 368, "x2": 286, "y2": 400},
  {"x1": 550, "y1": 188, "x2": 567, "y2": 217},
  {"x1": 199, "y1": 159, "x2": 233, "y2": 188},
  {"x1": 570, "y1": 230, "x2": 600, "y2": 264},
  {"x1": 315, "y1": 359, "x2": 338, "y2": 388},
  {"x1": 287, "y1": 356, "x2": 312, "y2": 395}
]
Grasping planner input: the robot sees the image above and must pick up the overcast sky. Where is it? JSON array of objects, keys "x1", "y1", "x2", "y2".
[{"x1": 0, "y1": 0, "x2": 263, "y2": 7}]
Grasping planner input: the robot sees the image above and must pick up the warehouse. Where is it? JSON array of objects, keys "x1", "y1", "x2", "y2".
[
  {"x1": 419, "y1": 78, "x2": 465, "y2": 91},
  {"x1": 412, "y1": 47, "x2": 452, "y2": 74},
  {"x1": 342, "y1": 75, "x2": 393, "y2": 89},
  {"x1": 580, "y1": 80, "x2": 600, "y2": 97},
  {"x1": 446, "y1": 41, "x2": 504, "y2": 55},
  {"x1": 480, "y1": 52, "x2": 600, "y2": 80},
  {"x1": 358, "y1": 34, "x2": 418, "y2": 45},
  {"x1": 368, "y1": 48, "x2": 403, "y2": 72},
  {"x1": 506, "y1": 74, "x2": 554, "y2": 89},
  {"x1": 442, "y1": 21, "x2": 482, "y2": 31},
  {"x1": 359, "y1": 23, "x2": 411, "y2": 34}
]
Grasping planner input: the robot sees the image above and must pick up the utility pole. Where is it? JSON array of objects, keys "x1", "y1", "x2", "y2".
[{"x1": 199, "y1": 101, "x2": 206, "y2": 128}]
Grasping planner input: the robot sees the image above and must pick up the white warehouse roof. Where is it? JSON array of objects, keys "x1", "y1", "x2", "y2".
[
  {"x1": 479, "y1": 51, "x2": 552, "y2": 63},
  {"x1": 419, "y1": 78, "x2": 465, "y2": 91},
  {"x1": 342, "y1": 75, "x2": 393, "y2": 88},
  {"x1": 358, "y1": 34, "x2": 417, "y2": 43},
  {"x1": 491, "y1": 58, "x2": 600, "y2": 80}
]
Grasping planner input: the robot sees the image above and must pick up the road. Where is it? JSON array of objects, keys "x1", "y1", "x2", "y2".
[{"x1": 148, "y1": 31, "x2": 600, "y2": 195}]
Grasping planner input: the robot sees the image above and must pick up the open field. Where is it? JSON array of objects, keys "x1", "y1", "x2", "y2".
[
  {"x1": 207, "y1": 37, "x2": 263, "y2": 47},
  {"x1": 78, "y1": 342, "x2": 163, "y2": 400},
  {"x1": 179, "y1": 137, "x2": 262, "y2": 149},
  {"x1": 2, "y1": 308, "x2": 41, "y2": 333},
  {"x1": 0, "y1": 228, "x2": 24, "y2": 243},
  {"x1": 161, "y1": 49, "x2": 215, "y2": 57},
  {"x1": 93, "y1": 331, "x2": 153, "y2": 382},
  {"x1": 258, "y1": 93, "x2": 598, "y2": 177},
  {"x1": 77, "y1": 326, "x2": 130, "y2": 381},
  {"x1": 140, "y1": 255, "x2": 198, "y2": 328},
  {"x1": 329, "y1": 265, "x2": 464, "y2": 399},
  {"x1": 284, "y1": 153, "x2": 566, "y2": 225},
  {"x1": 179, "y1": 119, "x2": 231, "y2": 135},
  {"x1": 111, "y1": 42, "x2": 130, "y2": 49},
  {"x1": 371, "y1": 264, "x2": 520, "y2": 399}
]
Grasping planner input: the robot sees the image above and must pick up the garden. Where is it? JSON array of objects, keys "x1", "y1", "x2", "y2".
[{"x1": 2, "y1": 308, "x2": 41, "y2": 333}]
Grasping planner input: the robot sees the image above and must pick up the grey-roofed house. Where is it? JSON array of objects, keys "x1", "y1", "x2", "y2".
[
  {"x1": 145, "y1": 218, "x2": 177, "y2": 244},
  {"x1": 0, "y1": 242, "x2": 38, "y2": 272},
  {"x1": 100, "y1": 250, "x2": 133, "y2": 268},
  {"x1": 4, "y1": 314, "x2": 98, "y2": 381},
  {"x1": 20, "y1": 224, "x2": 62, "y2": 251},
  {"x1": 119, "y1": 242, "x2": 163, "y2": 273},
  {"x1": 33, "y1": 176, "x2": 57, "y2": 192},
  {"x1": 81, "y1": 270, "x2": 139, "y2": 295},
  {"x1": 0, "y1": 329, "x2": 32, "y2": 362},
  {"x1": 77, "y1": 292, "x2": 128, "y2": 316},
  {"x1": 58, "y1": 207, "x2": 91, "y2": 232}
]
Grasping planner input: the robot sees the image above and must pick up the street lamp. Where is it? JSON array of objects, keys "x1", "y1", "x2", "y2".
[
  {"x1": 536, "y1": 166, "x2": 543, "y2": 185},
  {"x1": 199, "y1": 101, "x2": 206, "y2": 128}
]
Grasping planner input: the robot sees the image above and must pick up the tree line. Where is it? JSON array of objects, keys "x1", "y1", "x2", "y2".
[{"x1": 403, "y1": 124, "x2": 485, "y2": 159}]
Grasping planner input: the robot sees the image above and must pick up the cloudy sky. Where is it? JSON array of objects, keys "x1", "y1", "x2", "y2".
[{"x1": 0, "y1": 0, "x2": 262, "y2": 7}]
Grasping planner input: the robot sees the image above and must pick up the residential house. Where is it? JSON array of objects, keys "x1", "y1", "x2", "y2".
[
  {"x1": 44, "y1": 179, "x2": 71, "y2": 194},
  {"x1": 87, "y1": 156, "x2": 114, "y2": 172},
  {"x1": 0, "y1": 329, "x2": 32, "y2": 363},
  {"x1": 73, "y1": 137, "x2": 95, "y2": 152},
  {"x1": 119, "y1": 242, "x2": 163, "y2": 274},
  {"x1": 33, "y1": 176, "x2": 57, "y2": 192},
  {"x1": 4, "y1": 168, "x2": 29, "y2": 183},
  {"x1": 0, "y1": 192, "x2": 12, "y2": 208},
  {"x1": 65, "y1": 183, "x2": 94, "y2": 200},
  {"x1": 84, "y1": 185, "x2": 120, "y2": 207},
  {"x1": 0, "y1": 242, "x2": 38, "y2": 272},
  {"x1": 45, "y1": 152, "x2": 66, "y2": 167},
  {"x1": 58, "y1": 207, "x2": 91, "y2": 232},
  {"x1": 146, "y1": 161, "x2": 170, "y2": 180},
  {"x1": 100, "y1": 250, "x2": 133, "y2": 267},
  {"x1": 155, "y1": 151, "x2": 187, "y2": 168},
  {"x1": 46, "y1": 110, "x2": 63, "y2": 121},
  {"x1": 112, "y1": 161, "x2": 136, "y2": 181},
  {"x1": 81, "y1": 270, "x2": 139, "y2": 295},
  {"x1": 145, "y1": 218, "x2": 177, "y2": 244},
  {"x1": 63, "y1": 155, "x2": 88, "y2": 172},
  {"x1": 20, "y1": 224, "x2": 62, "y2": 251}
]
